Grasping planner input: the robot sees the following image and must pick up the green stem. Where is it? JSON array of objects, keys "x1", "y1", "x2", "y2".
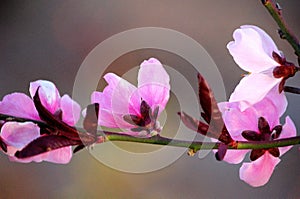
[
  {"x1": 262, "y1": 0, "x2": 300, "y2": 64},
  {"x1": 105, "y1": 132, "x2": 300, "y2": 152},
  {"x1": 1, "y1": 113, "x2": 300, "y2": 151}
]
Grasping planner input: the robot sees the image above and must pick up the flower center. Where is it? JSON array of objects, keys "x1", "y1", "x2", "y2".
[
  {"x1": 123, "y1": 100, "x2": 161, "y2": 136},
  {"x1": 242, "y1": 116, "x2": 282, "y2": 161}
]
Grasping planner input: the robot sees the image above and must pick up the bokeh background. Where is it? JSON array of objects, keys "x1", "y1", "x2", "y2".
[{"x1": 1, "y1": 0, "x2": 300, "y2": 198}]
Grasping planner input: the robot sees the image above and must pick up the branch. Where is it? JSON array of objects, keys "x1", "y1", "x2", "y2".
[
  {"x1": 284, "y1": 86, "x2": 300, "y2": 95},
  {"x1": 105, "y1": 132, "x2": 300, "y2": 152},
  {"x1": 1, "y1": 113, "x2": 300, "y2": 152},
  {"x1": 262, "y1": 0, "x2": 300, "y2": 64}
]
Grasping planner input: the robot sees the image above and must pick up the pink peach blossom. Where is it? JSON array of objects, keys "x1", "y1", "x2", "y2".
[
  {"x1": 0, "y1": 80, "x2": 81, "y2": 163},
  {"x1": 92, "y1": 58, "x2": 170, "y2": 136},
  {"x1": 227, "y1": 25, "x2": 285, "y2": 111},
  {"x1": 218, "y1": 92, "x2": 296, "y2": 187}
]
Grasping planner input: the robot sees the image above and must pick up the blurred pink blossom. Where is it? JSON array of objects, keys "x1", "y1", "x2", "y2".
[{"x1": 0, "y1": 80, "x2": 81, "y2": 163}]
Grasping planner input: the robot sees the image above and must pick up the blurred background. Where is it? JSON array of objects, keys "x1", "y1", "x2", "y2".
[{"x1": 1, "y1": 0, "x2": 300, "y2": 198}]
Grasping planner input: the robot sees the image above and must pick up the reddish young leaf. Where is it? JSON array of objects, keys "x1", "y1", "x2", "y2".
[
  {"x1": 83, "y1": 103, "x2": 99, "y2": 135},
  {"x1": 15, "y1": 135, "x2": 82, "y2": 159},
  {"x1": 0, "y1": 137, "x2": 7, "y2": 152},
  {"x1": 198, "y1": 73, "x2": 213, "y2": 123},
  {"x1": 34, "y1": 88, "x2": 96, "y2": 145},
  {"x1": 73, "y1": 145, "x2": 85, "y2": 154},
  {"x1": 33, "y1": 87, "x2": 80, "y2": 140},
  {"x1": 197, "y1": 73, "x2": 233, "y2": 144},
  {"x1": 177, "y1": 112, "x2": 209, "y2": 135}
]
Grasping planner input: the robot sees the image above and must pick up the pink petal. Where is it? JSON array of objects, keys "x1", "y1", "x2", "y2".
[
  {"x1": 98, "y1": 109, "x2": 134, "y2": 129},
  {"x1": 239, "y1": 152, "x2": 280, "y2": 187},
  {"x1": 278, "y1": 116, "x2": 297, "y2": 155},
  {"x1": 1, "y1": 122, "x2": 40, "y2": 155},
  {"x1": 29, "y1": 80, "x2": 60, "y2": 114},
  {"x1": 261, "y1": 85, "x2": 287, "y2": 117},
  {"x1": 241, "y1": 25, "x2": 281, "y2": 58},
  {"x1": 223, "y1": 149, "x2": 249, "y2": 164},
  {"x1": 41, "y1": 146, "x2": 72, "y2": 164},
  {"x1": 229, "y1": 73, "x2": 281, "y2": 111},
  {"x1": 137, "y1": 58, "x2": 170, "y2": 111},
  {"x1": 60, "y1": 94, "x2": 81, "y2": 126},
  {"x1": 91, "y1": 91, "x2": 101, "y2": 104},
  {"x1": 138, "y1": 58, "x2": 170, "y2": 89},
  {"x1": 227, "y1": 25, "x2": 280, "y2": 73},
  {"x1": 252, "y1": 95, "x2": 281, "y2": 128},
  {"x1": 0, "y1": 93, "x2": 39, "y2": 120},
  {"x1": 9, "y1": 146, "x2": 72, "y2": 164},
  {"x1": 218, "y1": 101, "x2": 258, "y2": 138}
]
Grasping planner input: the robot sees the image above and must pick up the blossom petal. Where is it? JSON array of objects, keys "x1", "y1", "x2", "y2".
[
  {"x1": 0, "y1": 93, "x2": 39, "y2": 120},
  {"x1": 41, "y1": 146, "x2": 72, "y2": 164},
  {"x1": 241, "y1": 25, "x2": 281, "y2": 58},
  {"x1": 227, "y1": 25, "x2": 280, "y2": 73},
  {"x1": 278, "y1": 116, "x2": 296, "y2": 155},
  {"x1": 137, "y1": 58, "x2": 170, "y2": 111},
  {"x1": 29, "y1": 80, "x2": 60, "y2": 114},
  {"x1": 229, "y1": 73, "x2": 281, "y2": 111},
  {"x1": 95, "y1": 73, "x2": 139, "y2": 129},
  {"x1": 239, "y1": 152, "x2": 280, "y2": 187},
  {"x1": 60, "y1": 94, "x2": 81, "y2": 126},
  {"x1": 218, "y1": 101, "x2": 258, "y2": 138},
  {"x1": 260, "y1": 85, "x2": 287, "y2": 117},
  {"x1": 1, "y1": 122, "x2": 40, "y2": 155}
]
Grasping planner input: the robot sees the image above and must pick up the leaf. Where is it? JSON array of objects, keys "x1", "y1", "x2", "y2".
[
  {"x1": 177, "y1": 112, "x2": 209, "y2": 135},
  {"x1": 197, "y1": 73, "x2": 233, "y2": 144},
  {"x1": 83, "y1": 103, "x2": 99, "y2": 135},
  {"x1": 34, "y1": 88, "x2": 97, "y2": 145},
  {"x1": 33, "y1": 87, "x2": 80, "y2": 140},
  {"x1": 73, "y1": 145, "x2": 85, "y2": 154},
  {"x1": 198, "y1": 73, "x2": 213, "y2": 123},
  {"x1": 15, "y1": 135, "x2": 81, "y2": 159},
  {"x1": 0, "y1": 137, "x2": 7, "y2": 152}
]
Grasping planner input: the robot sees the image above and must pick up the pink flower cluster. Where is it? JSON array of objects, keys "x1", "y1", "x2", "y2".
[
  {"x1": 0, "y1": 80, "x2": 81, "y2": 163},
  {"x1": 0, "y1": 24, "x2": 297, "y2": 188},
  {"x1": 220, "y1": 25, "x2": 297, "y2": 187},
  {"x1": 0, "y1": 58, "x2": 170, "y2": 163}
]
